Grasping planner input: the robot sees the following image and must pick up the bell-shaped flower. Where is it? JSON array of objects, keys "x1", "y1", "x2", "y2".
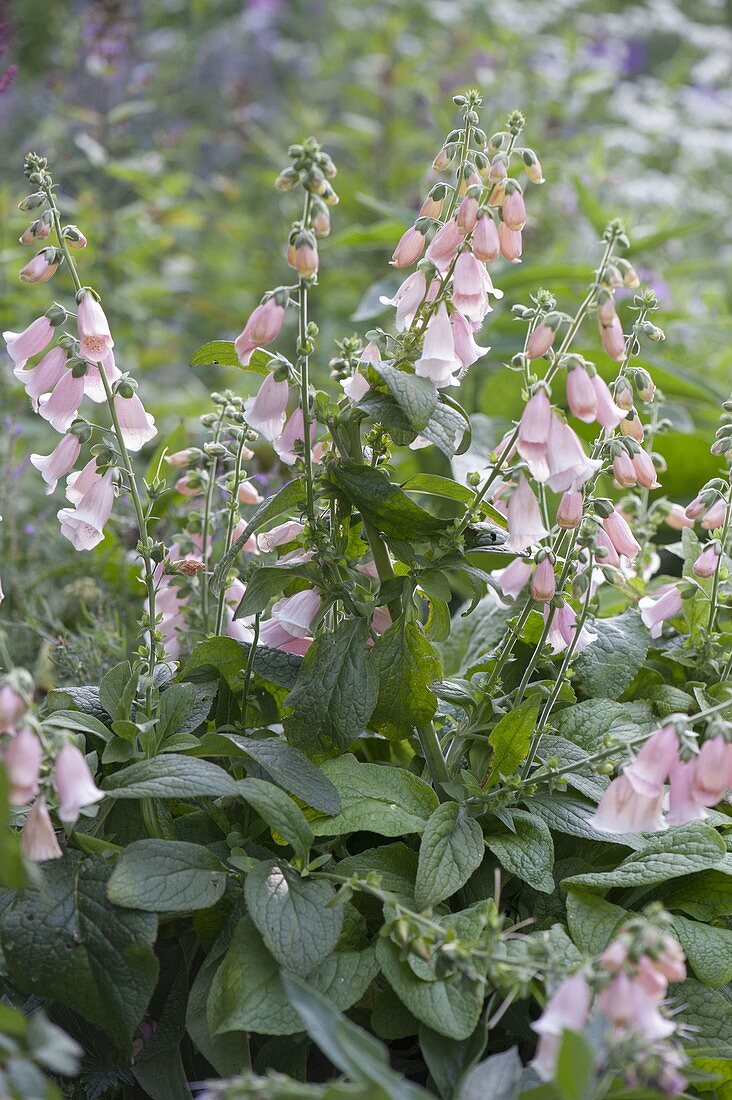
[
  {"x1": 258, "y1": 520, "x2": 306, "y2": 552},
  {"x1": 113, "y1": 393, "x2": 157, "y2": 451},
  {"x1": 66, "y1": 457, "x2": 102, "y2": 505},
  {"x1": 20, "y1": 249, "x2": 60, "y2": 283},
  {"x1": 341, "y1": 371, "x2": 370, "y2": 402},
  {"x1": 526, "y1": 322, "x2": 556, "y2": 361},
  {"x1": 53, "y1": 743, "x2": 104, "y2": 824},
  {"x1": 545, "y1": 417, "x2": 602, "y2": 493},
  {"x1": 498, "y1": 222, "x2": 522, "y2": 262},
  {"x1": 244, "y1": 371, "x2": 289, "y2": 442},
  {"x1": 693, "y1": 543, "x2": 719, "y2": 578},
  {"x1": 506, "y1": 475, "x2": 549, "y2": 553},
  {"x1": 531, "y1": 556, "x2": 556, "y2": 602},
  {"x1": 237, "y1": 480, "x2": 264, "y2": 505},
  {"x1": 83, "y1": 351, "x2": 122, "y2": 403},
  {"x1": 667, "y1": 759, "x2": 707, "y2": 826},
  {"x1": 4, "y1": 726, "x2": 42, "y2": 804},
  {"x1": 603, "y1": 510, "x2": 641, "y2": 561},
  {"x1": 4, "y1": 315, "x2": 54, "y2": 366},
  {"x1": 591, "y1": 374, "x2": 627, "y2": 430},
  {"x1": 14, "y1": 346, "x2": 67, "y2": 410},
  {"x1": 556, "y1": 490, "x2": 583, "y2": 529},
  {"x1": 30, "y1": 433, "x2": 81, "y2": 494},
  {"x1": 452, "y1": 252, "x2": 491, "y2": 325},
  {"x1": 451, "y1": 310, "x2": 489, "y2": 369},
  {"x1": 0, "y1": 682, "x2": 28, "y2": 731},
  {"x1": 21, "y1": 797, "x2": 62, "y2": 861},
  {"x1": 546, "y1": 602, "x2": 597, "y2": 654},
  {"x1": 391, "y1": 226, "x2": 425, "y2": 268},
  {"x1": 380, "y1": 271, "x2": 427, "y2": 331},
  {"x1": 57, "y1": 469, "x2": 115, "y2": 551},
  {"x1": 274, "y1": 408, "x2": 317, "y2": 465},
  {"x1": 223, "y1": 579, "x2": 256, "y2": 645},
  {"x1": 235, "y1": 297, "x2": 286, "y2": 365},
  {"x1": 591, "y1": 774, "x2": 666, "y2": 834},
  {"x1": 624, "y1": 726, "x2": 679, "y2": 799},
  {"x1": 414, "y1": 304, "x2": 462, "y2": 388},
  {"x1": 566, "y1": 365, "x2": 598, "y2": 423},
  {"x1": 270, "y1": 588, "x2": 321, "y2": 638},
  {"x1": 613, "y1": 451, "x2": 637, "y2": 488},
  {"x1": 38, "y1": 368, "x2": 85, "y2": 433},
  {"x1": 517, "y1": 388, "x2": 552, "y2": 479},
  {"x1": 665, "y1": 503, "x2": 694, "y2": 531},
  {"x1": 691, "y1": 736, "x2": 731, "y2": 807},
  {"x1": 702, "y1": 499, "x2": 726, "y2": 531},
  {"x1": 472, "y1": 213, "x2": 500, "y2": 262},
  {"x1": 639, "y1": 583, "x2": 682, "y2": 638},
  {"x1": 632, "y1": 449, "x2": 659, "y2": 490},
  {"x1": 595, "y1": 972, "x2": 675, "y2": 1041},
  {"x1": 258, "y1": 617, "x2": 313, "y2": 656},
  {"x1": 494, "y1": 557, "x2": 533, "y2": 600},
  {"x1": 599, "y1": 315, "x2": 626, "y2": 361},
  {"x1": 425, "y1": 219, "x2": 464, "y2": 271},
  {"x1": 76, "y1": 292, "x2": 114, "y2": 363},
  {"x1": 530, "y1": 971, "x2": 592, "y2": 1081}
]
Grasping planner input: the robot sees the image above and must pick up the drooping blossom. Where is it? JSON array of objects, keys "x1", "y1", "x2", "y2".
[
  {"x1": 516, "y1": 387, "x2": 552, "y2": 479},
  {"x1": 381, "y1": 271, "x2": 428, "y2": 331},
  {"x1": 425, "y1": 219, "x2": 464, "y2": 271},
  {"x1": 30, "y1": 433, "x2": 81, "y2": 494},
  {"x1": 20, "y1": 249, "x2": 60, "y2": 283},
  {"x1": 235, "y1": 297, "x2": 286, "y2": 365},
  {"x1": 498, "y1": 222, "x2": 522, "y2": 262},
  {"x1": 494, "y1": 557, "x2": 533, "y2": 600},
  {"x1": 591, "y1": 774, "x2": 665, "y2": 834},
  {"x1": 3, "y1": 315, "x2": 54, "y2": 365},
  {"x1": 456, "y1": 195, "x2": 479, "y2": 233},
  {"x1": 270, "y1": 589, "x2": 321, "y2": 638},
  {"x1": 531, "y1": 971, "x2": 592, "y2": 1081},
  {"x1": 545, "y1": 417, "x2": 602, "y2": 493},
  {"x1": 451, "y1": 310, "x2": 489, "y2": 369},
  {"x1": 556, "y1": 490, "x2": 583, "y2": 529},
  {"x1": 624, "y1": 727, "x2": 679, "y2": 798},
  {"x1": 237, "y1": 480, "x2": 264, "y2": 505},
  {"x1": 693, "y1": 543, "x2": 719, "y2": 578},
  {"x1": 66, "y1": 457, "x2": 103, "y2": 505},
  {"x1": 341, "y1": 371, "x2": 370, "y2": 402},
  {"x1": 664, "y1": 504, "x2": 694, "y2": 531},
  {"x1": 113, "y1": 393, "x2": 157, "y2": 452},
  {"x1": 596, "y1": 528, "x2": 621, "y2": 569},
  {"x1": 391, "y1": 226, "x2": 425, "y2": 268},
  {"x1": 414, "y1": 304, "x2": 462, "y2": 388},
  {"x1": 691, "y1": 736, "x2": 731, "y2": 807},
  {"x1": 0, "y1": 683, "x2": 27, "y2": 731},
  {"x1": 57, "y1": 470, "x2": 115, "y2": 551},
  {"x1": 566, "y1": 365, "x2": 597, "y2": 423},
  {"x1": 595, "y1": 971, "x2": 675, "y2": 1042},
  {"x1": 83, "y1": 351, "x2": 122, "y2": 403},
  {"x1": 4, "y1": 726, "x2": 42, "y2": 804},
  {"x1": 472, "y1": 213, "x2": 500, "y2": 262},
  {"x1": 613, "y1": 451, "x2": 637, "y2": 488},
  {"x1": 639, "y1": 583, "x2": 682, "y2": 638},
  {"x1": 632, "y1": 450, "x2": 660, "y2": 490},
  {"x1": 258, "y1": 618, "x2": 313, "y2": 656},
  {"x1": 531, "y1": 556, "x2": 556, "y2": 602},
  {"x1": 38, "y1": 369, "x2": 85, "y2": 433},
  {"x1": 666, "y1": 759, "x2": 708, "y2": 826},
  {"x1": 701, "y1": 499, "x2": 726, "y2": 531},
  {"x1": 14, "y1": 346, "x2": 67, "y2": 409},
  {"x1": 506, "y1": 475, "x2": 548, "y2": 553},
  {"x1": 53, "y1": 743, "x2": 104, "y2": 824},
  {"x1": 452, "y1": 252, "x2": 491, "y2": 325},
  {"x1": 545, "y1": 602, "x2": 597, "y2": 654},
  {"x1": 603, "y1": 510, "x2": 641, "y2": 561},
  {"x1": 21, "y1": 797, "x2": 63, "y2": 861},
  {"x1": 599, "y1": 314, "x2": 626, "y2": 360},
  {"x1": 223, "y1": 579, "x2": 256, "y2": 644},
  {"x1": 591, "y1": 373, "x2": 628, "y2": 430},
  {"x1": 502, "y1": 187, "x2": 526, "y2": 230},
  {"x1": 274, "y1": 408, "x2": 317, "y2": 465},
  {"x1": 76, "y1": 292, "x2": 114, "y2": 362},
  {"x1": 526, "y1": 322, "x2": 556, "y2": 360},
  {"x1": 258, "y1": 520, "x2": 306, "y2": 552},
  {"x1": 243, "y1": 371, "x2": 289, "y2": 442}
]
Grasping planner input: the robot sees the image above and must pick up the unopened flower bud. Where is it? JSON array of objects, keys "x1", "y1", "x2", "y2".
[
  {"x1": 502, "y1": 183, "x2": 526, "y2": 230},
  {"x1": 433, "y1": 146, "x2": 451, "y2": 170},
  {"x1": 616, "y1": 258, "x2": 640, "y2": 289},
  {"x1": 619, "y1": 410, "x2": 644, "y2": 443},
  {"x1": 20, "y1": 248, "x2": 61, "y2": 283},
  {"x1": 693, "y1": 543, "x2": 720, "y2": 578},
  {"x1": 488, "y1": 132, "x2": 507, "y2": 154},
  {"x1": 522, "y1": 148, "x2": 544, "y2": 184},
  {"x1": 289, "y1": 233, "x2": 319, "y2": 278},
  {"x1": 531, "y1": 556, "x2": 556, "y2": 602},
  {"x1": 613, "y1": 377, "x2": 634, "y2": 411},
  {"x1": 456, "y1": 195, "x2": 479, "y2": 233},
  {"x1": 62, "y1": 225, "x2": 87, "y2": 249},
  {"x1": 597, "y1": 289, "x2": 616, "y2": 326},
  {"x1": 613, "y1": 451, "x2": 637, "y2": 488},
  {"x1": 633, "y1": 369, "x2": 656, "y2": 402},
  {"x1": 557, "y1": 490, "x2": 583, "y2": 529},
  {"x1": 18, "y1": 192, "x2": 45, "y2": 211},
  {"x1": 275, "y1": 167, "x2": 298, "y2": 191},
  {"x1": 391, "y1": 225, "x2": 426, "y2": 268}
]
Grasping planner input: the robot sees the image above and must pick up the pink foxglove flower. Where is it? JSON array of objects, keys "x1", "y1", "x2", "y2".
[
  {"x1": 452, "y1": 252, "x2": 491, "y2": 325},
  {"x1": 664, "y1": 504, "x2": 694, "y2": 531},
  {"x1": 76, "y1": 292, "x2": 114, "y2": 362},
  {"x1": 83, "y1": 351, "x2": 122, "y2": 403},
  {"x1": 176, "y1": 476, "x2": 202, "y2": 498},
  {"x1": 450, "y1": 310, "x2": 489, "y2": 369},
  {"x1": 701, "y1": 498, "x2": 726, "y2": 531},
  {"x1": 654, "y1": 938, "x2": 687, "y2": 985},
  {"x1": 591, "y1": 373, "x2": 627, "y2": 430},
  {"x1": 66, "y1": 457, "x2": 102, "y2": 505},
  {"x1": 599, "y1": 314, "x2": 626, "y2": 361},
  {"x1": 693, "y1": 543, "x2": 719, "y2": 578},
  {"x1": 21, "y1": 797, "x2": 62, "y2": 861},
  {"x1": 666, "y1": 759, "x2": 708, "y2": 826},
  {"x1": 223, "y1": 579, "x2": 256, "y2": 645},
  {"x1": 30, "y1": 433, "x2": 81, "y2": 494},
  {"x1": 624, "y1": 726, "x2": 679, "y2": 798},
  {"x1": 566, "y1": 365, "x2": 597, "y2": 423},
  {"x1": 472, "y1": 213, "x2": 500, "y2": 262},
  {"x1": 38, "y1": 368, "x2": 85, "y2": 433},
  {"x1": 292, "y1": 239, "x2": 318, "y2": 278},
  {"x1": 258, "y1": 618, "x2": 313, "y2": 656},
  {"x1": 691, "y1": 737, "x2": 730, "y2": 807},
  {"x1": 556, "y1": 490, "x2": 583, "y2": 529},
  {"x1": 546, "y1": 602, "x2": 597, "y2": 654},
  {"x1": 14, "y1": 346, "x2": 67, "y2": 409},
  {"x1": 341, "y1": 371, "x2": 370, "y2": 402},
  {"x1": 235, "y1": 297, "x2": 286, "y2": 365},
  {"x1": 531, "y1": 557, "x2": 556, "y2": 602},
  {"x1": 0, "y1": 683, "x2": 28, "y2": 731},
  {"x1": 516, "y1": 387, "x2": 553, "y2": 480},
  {"x1": 596, "y1": 528, "x2": 621, "y2": 568},
  {"x1": 639, "y1": 583, "x2": 682, "y2": 638},
  {"x1": 526, "y1": 322, "x2": 556, "y2": 360},
  {"x1": 20, "y1": 249, "x2": 60, "y2": 283},
  {"x1": 3, "y1": 315, "x2": 54, "y2": 366},
  {"x1": 632, "y1": 450, "x2": 660, "y2": 490},
  {"x1": 274, "y1": 408, "x2": 316, "y2": 465},
  {"x1": 391, "y1": 226, "x2": 425, "y2": 268},
  {"x1": 54, "y1": 743, "x2": 104, "y2": 824},
  {"x1": 258, "y1": 520, "x2": 306, "y2": 552},
  {"x1": 531, "y1": 971, "x2": 592, "y2": 1081},
  {"x1": 4, "y1": 726, "x2": 42, "y2": 804},
  {"x1": 603, "y1": 510, "x2": 641, "y2": 561},
  {"x1": 114, "y1": 393, "x2": 157, "y2": 451},
  {"x1": 414, "y1": 304, "x2": 462, "y2": 388},
  {"x1": 237, "y1": 480, "x2": 264, "y2": 505},
  {"x1": 425, "y1": 219, "x2": 464, "y2": 271},
  {"x1": 57, "y1": 469, "x2": 115, "y2": 551},
  {"x1": 495, "y1": 557, "x2": 533, "y2": 600},
  {"x1": 498, "y1": 222, "x2": 522, "y2": 262},
  {"x1": 381, "y1": 271, "x2": 428, "y2": 331},
  {"x1": 591, "y1": 774, "x2": 665, "y2": 834},
  {"x1": 270, "y1": 588, "x2": 321, "y2": 638},
  {"x1": 502, "y1": 187, "x2": 526, "y2": 230},
  {"x1": 506, "y1": 475, "x2": 549, "y2": 553},
  {"x1": 613, "y1": 451, "x2": 637, "y2": 488},
  {"x1": 595, "y1": 972, "x2": 675, "y2": 1042},
  {"x1": 545, "y1": 417, "x2": 602, "y2": 493},
  {"x1": 456, "y1": 195, "x2": 479, "y2": 233},
  {"x1": 243, "y1": 371, "x2": 289, "y2": 442}
]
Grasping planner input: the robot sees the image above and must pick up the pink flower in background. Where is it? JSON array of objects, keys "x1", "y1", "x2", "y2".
[
  {"x1": 591, "y1": 774, "x2": 665, "y2": 834},
  {"x1": 3, "y1": 726, "x2": 42, "y2": 804},
  {"x1": 38, "y1": 368, "x2": 85, "y2": 433},
  {"x1": 495, "y1": 557, "x2": 533, "y2": 600},
  {"x1": 30, "y1": 433, "x2": 81, "y2": 494},
  {"x1": 237, "y1": 480, "x2": 264, "y2": 505},
  {"x1": 691, "y1": 736, "x2": 731, "y2": 806},
  {"x1": 595, "y1": 972, "x2": 675, "y2": 1041},
  {"x1": 451, "y1": 310, "x2": 489, "y2": 368},
  {"x1": 274, "y1": 408, "x2": 316, "y2": 465},
  {"x1": 624, "y1": 726, "x2": 679, "y2": 798},
  {"x1": 270, "y1": 588, "x2": 321, "y2": 638},
  {"x1": 665, "y1": 504, "x2": 694, "y2": 531},
  {"x1": 566, "y1": 365, "x2": 597, "y2": 423},
  {"x1": 223, "y1": 579, "x2": 256, "y2": 644},
  {"x1": 21, "y1": 797, "x2": 62, "y2": 861},
  {"x1": 113, "y1": 393, "x2": 157, "y2": 451},
  {"x1": 498, "y1": 222, "x2": 522, "y2": 262},
  {"x1": 0, "y1": 683, "x2": 28, "y2": 731},
  {"x1": 506, "y1": 475, "x2": 548, "y2": 552},
  {"x1": 546, "y1": 602, "x2": 597, "y2": 654},
  {"x1": 3, "y1": 315, "x2": 54, "y2": 365},
  {"x1": 258, "y1": 520, "x2": 306, "y2": 552},
  {"x1": 14, "y1": 346, "x2": 67, "y2": 409},
  {"x1": 391, "y1": 226, "x2": 425, "y2": 267},
  {"x1": 639, "y1": 583, "x2": 682, "y2": 638},
  {"x1": 54, "y1": 743, "x2": 104, "y2": 823},
  {"x1": 58, "y1": 469, "x2": 115, "y2": 551},
  {"x1": 414, "y1": 304, "x2": 462, "y2": 388},
  {"x1": 531, "y1": 971, "x2": 592, "y2": 1081},
  {"x1": 244, "y1": 371, "x2": 289, "y2": 442},
  {"x1": 667, "y1": 759, "x2": 707, "y2": 825},
  {"x1": 83, "y1": 351, "x2": 122, "y2": 402},
  {"x1": 381, "y1": 271, "x2": 427, "y2": 330},
  {"x1": 235, "y1": 297, "x2": 286, "y2": 365},
  {"x1": 76, "y1": 292, "x2": 114, "y2": 362}
]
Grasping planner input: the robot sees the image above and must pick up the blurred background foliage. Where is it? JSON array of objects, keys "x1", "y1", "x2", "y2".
[{"x1": 1, "y1": 0, "x2": 730, "y2": 677}]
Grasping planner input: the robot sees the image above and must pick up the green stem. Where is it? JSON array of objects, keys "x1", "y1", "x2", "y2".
[
  {"x1": 200, "y1": 408, "x2": 227, "y2": 634},
  {"x1": 417, "y1": 722, "x2": 451, "y2": 794},
  {"x1": 708, "y1": 481, "x2": 732, "y2": 636},
  {"x1": 214, "y1": 432, "x2": 251, "y2": 636},
  {"x1": 298, "y1": 192, "x2": 317, "y2": 529}
]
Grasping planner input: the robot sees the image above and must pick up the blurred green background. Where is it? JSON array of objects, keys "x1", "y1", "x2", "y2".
[{"x1": 1, "y1": 0, "x2": 730, "y2": 676}]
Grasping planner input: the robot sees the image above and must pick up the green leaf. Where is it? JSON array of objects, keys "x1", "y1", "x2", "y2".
[
  {"x1": 573, "y1": 610, "x2": 649, "y2": 700},
  {"x1": 528, "y1": 793, "x2": 644, "y2": 848},
  {"x1": 156, "y1": 683, "x2": 198, "y2": 746},
  {"x1": 237, "y1": 777, "x2": 313, "y2": 861},
  {"x1": 671, "y1": 915, "x2": 732, "y2": 988},
  {"x1": 209, "y1": 917, "x2": 378, "y2": 1038},
  {"x1": 553, "y1": 699, "x2": 655, "y2": 753},
  {"x1": 99, "y1": 661, "x2": 136, "y2": 721},
  {"x1": 401, "y1": 473, "x2": 475, "y2": 506},
  {"x1": 420, "y1": 400, "x2": 469, "y2": 458},
  {"x1": 189, "y1": 339, "x2": 240, "y2": 369},
  {"x1": 0, "y1": 857, "x2": 158, "y2": 1049},
  {"x1": 485, "y1": 810, "x2": 555, "y2": 894},
  {"x1": 662, "y1": 870, "x2": 732, "y2": 921},
  {"x1": 565, "y1": 889, "x2": 627, "y2": 955},
  {"x1": 244, "y1": 860, "x2": 343, "y2": 976},
  {"x1": 106, "y1": 839, "x2": 227, "y2": 912},
  {"x1": 182, "y1": 636, "x2": 302, "y2": 690},
  {"x1": 376, "y1": 905, "x2": 489, "y2": 1040},
  {"x1": 486, "y1": 699, "x2": 539, "y2": 787},
  {"x1": 373, "y1": 362, "x2": 438, "y2": 431},
  {"x1": 225, "y1": 734, "x2": 340, "y2": 814},
  {"x1": 285, "y1": 618, "x2": 378, "y2": 750},
  {"x1": 327, "y1": 461, "x2": 446, "y2": 539},
  {"x1": 337, "y1": 843, "x2": 418, "y2": 905},
  {"x1": 235, "y1": 564, "x2": 318, "y2": 617},
  {"x1": 371, "y1": 620, "x2": 442, "y2": 740},
  {"x1": 415, "y1": 802, "x2": 485, "y2": 909},
  {"x1": 440, "y1": 598, "x2": 512, "y2": 678},
  {"x1": 674, "y1": 979, "x2": 732, "y2": 1057},
  {"x1": 103, "y1": 754, "x2": 238, "y2": 799},
  {"x1": 307, "y1": 755, "x2": 438, "y2": 837},
  {"x1": 563, "y1": 823, "x2": 725, "y2": 891},
  {"x1": 555, "y1": 1029, "x2": 595, "y2": 1100},
  {"x1": 457, "y1": 1047, "x2": 522, "y2": 1100}
]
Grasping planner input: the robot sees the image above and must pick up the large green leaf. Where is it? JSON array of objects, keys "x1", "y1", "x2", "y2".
[
  {"x1": 485, "y1": 810, "x2": 555, "y2": 894},
  {"x1": 563, "y1": 823, "x2": 725, "y2": 891},
  {"x1": 237, "y1": 778, "x2": 314, "y2": 861},
  {"x1": 671, "y1": 915, "x2": 732, "y2": 988},
  {"x1": 565, "y1": 889, "x2": 627, "y2": 955},
  {"x1": 415, "y1": 802, "x2": 485, "y2": 909},
  {"x1": 371, "y1": 619, "x2": 442, "y2": 740},
  {"x1": 107, "y1": 839, "x2": 227, "y2": 912},
  {"x1": 103, "y1": 754, "x2": 238, "y2": 800},
  {"x1": 485, "y1": 699, "x2": 539, "y2": 787},
  {"x1": 372, "y1": 361, "x2": 438, "y2": 431},
  {"x1": 327, "y1": 461, "x2": 446, "y2": 539},
  {"x1": 307, "y1": 755, "x2": 438, "y2": 837},
  {"x1": 224, "y1": 734, "x2": 340, "y2": 815},
  {"x1": 457, "y1": 1047, "x2": 522, "y2": 1100},
  {"x1": 285, "y1": 618, "x2": 378, "y2": 750},
  {"x1": 337, "y1": 843, "x2": 418, "y2": 905},
  {"x1": 182, "y1": 636, "x2": 303, "y2": 690},
  {"x1": 0, "y1": 856, "x2": 158, "y2": 1048},
  {"x1": 574, "y1": 610, "x2": 649, "y2": 700}
]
